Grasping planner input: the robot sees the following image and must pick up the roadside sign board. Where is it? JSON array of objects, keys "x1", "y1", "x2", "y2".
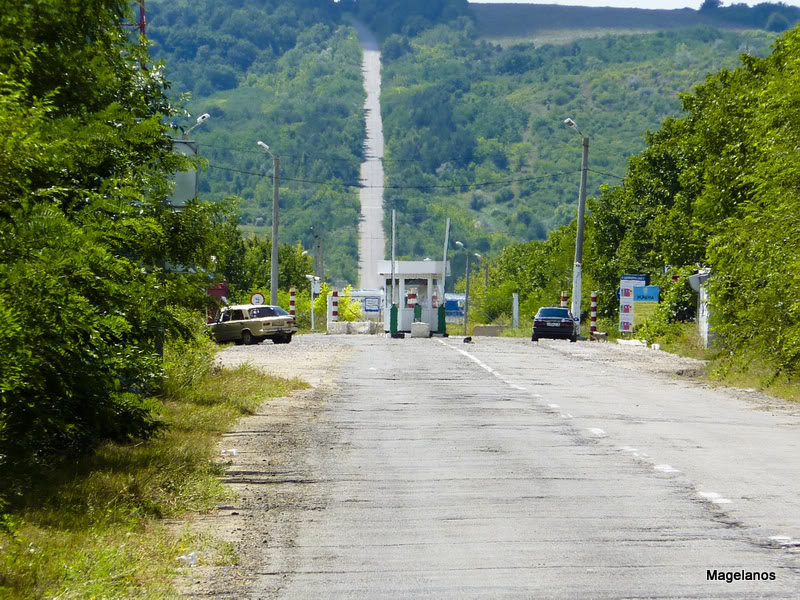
[
  {"x1": 250, "y1": 292, "x2": 265, "y2": 305},
  {"x1": 362, "y1": 296, "x2": 381, "y2": 313},
  {"x1": 619, "y1": 275, "x2": 648, "y2": 332}
]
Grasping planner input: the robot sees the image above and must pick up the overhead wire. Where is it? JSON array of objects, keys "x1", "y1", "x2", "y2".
[
  {"x1": 588, "y1": 167, "x2": 625, "y2": 180},
  {"x1": 208, "y1": 163, "x2": 582, "y2": 190},
  {"x1": 198, "y1": 142, "x2": 485, "y2": 165}
]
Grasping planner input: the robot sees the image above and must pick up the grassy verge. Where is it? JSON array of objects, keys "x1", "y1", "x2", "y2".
[
  {"x1": 636, "y1": 321, "x2": 800, "y2": 402},
  {"x1": 0, "y1": 336, "x2": 308, "y2": 599}
]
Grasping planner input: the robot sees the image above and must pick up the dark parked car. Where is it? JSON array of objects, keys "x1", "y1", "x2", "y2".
[
  {"x1": 531, "y1": 306, "x2": 578, "y2": 343},
  {"x1": 208, "y1": 304, "x2": 297, "y2": 345}
]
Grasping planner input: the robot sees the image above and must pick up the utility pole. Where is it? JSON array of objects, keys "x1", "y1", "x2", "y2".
[
  {"x1": 271, "y1": 154, "x2": 280, "y2": 305},
  {"x1": 441, "y1": 217, "x2": 450, "y2": 303},
  {"x1": 257, "y1": 141, "x2": 279, "y2": 306},
  {"x1": 572, "y1": 134, "x2": 588, "y2": 322},
  {"x1": 464, "y1": 252, "x2": 470, "y2": 337},
  {"x1": 564, "y1": 118, "x2": 589, "y2": 325}
]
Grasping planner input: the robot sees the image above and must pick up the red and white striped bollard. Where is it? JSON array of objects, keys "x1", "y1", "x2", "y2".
[
  {"x1": 331, "y1": 289, "x2": 339, "y2": 322},
  {"x1": 561, "y1": 290, "x2": 568, "y2": 308},
  {"x1": 289, "y1": 287, "x2": 296, "y2": 319},
  {"x1": 591, "y1": 291, "x2": 597, "y2": 336}
]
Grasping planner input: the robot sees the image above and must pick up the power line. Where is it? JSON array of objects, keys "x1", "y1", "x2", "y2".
[
  {"x1": 198, "y1": 142, "x2": 501, "y2": 165},
  {"x1": 588, "y1": 167, "x2": 625, "y2": 180},
  {"x1": 200, "y1": 143, "x2": 361, "y2": 162},
  {"x1": 207, "y1": 164, "x2": 580, "y2": 190}
]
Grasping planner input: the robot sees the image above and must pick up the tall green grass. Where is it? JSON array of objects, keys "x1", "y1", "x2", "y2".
[{"x1": 0, "y1": 316, "x2": 308, "y2": 599}]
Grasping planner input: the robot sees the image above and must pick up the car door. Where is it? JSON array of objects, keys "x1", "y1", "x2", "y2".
[
  {"x1": 229, "y1": 309, "x2": 246, "y2": 339},
  {"x1": 214, "y1": 309, "x2": 234, "y2": 341}
]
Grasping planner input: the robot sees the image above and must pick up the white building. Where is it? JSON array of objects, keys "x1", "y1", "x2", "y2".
[{"x1": 377, "y1": 260, "x2": 450, "y2": 333}]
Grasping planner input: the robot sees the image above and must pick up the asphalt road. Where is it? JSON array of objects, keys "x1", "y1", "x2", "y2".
[
  {"x1": 351, "y1": 20, "x2": 385, "y2": 291},
  {"x1": 242, "y1": 336, "x2": 800, "y2": 598}
]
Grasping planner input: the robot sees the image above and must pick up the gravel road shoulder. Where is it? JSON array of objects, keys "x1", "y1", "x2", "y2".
[{"x1": 177, "y1": 335, "x2": 352, "y2": 599}]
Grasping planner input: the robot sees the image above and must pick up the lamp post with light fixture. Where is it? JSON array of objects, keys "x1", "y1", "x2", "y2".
[
  {"x1": 182, "y1": 113, "x2": 210, "y2": 140},
  {"x1": 257, "y1": 141, "x2": 280, "y2": 306},
  {"x1": 564, "y1": 118, "x2": 589, "y2": 328},
  {"x1": 455, "y1": 241, "x2": 470, "y2": 337}
]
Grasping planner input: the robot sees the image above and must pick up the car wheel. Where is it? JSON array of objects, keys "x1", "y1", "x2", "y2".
[
  {"x1": 570, "y1": 335, "x2": 577, "y2": 343},
  {"x1": 241, "y1": 330, "x2": 254, "y2": 345},
  {"x1": 531, "y1": 335, "x2": 538, "y2": 342}
]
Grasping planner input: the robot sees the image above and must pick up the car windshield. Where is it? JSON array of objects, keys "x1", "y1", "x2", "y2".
[
  {"x1": 272, "y1": 306, "x2": 289, "y2": 316},
  {"x1": 249, "y1": 307, "x2": 276, "y2": 318},
  {"x1": 538, "y1": 308, "x2": 570, "y2": 318}
]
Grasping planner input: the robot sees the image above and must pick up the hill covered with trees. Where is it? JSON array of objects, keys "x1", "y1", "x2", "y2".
[
  {"x1": 484, "y1": 23, "x2": 800, "y2": 382},
  {"x1": 144, "y1": 0, "x2": 789, "y2": 285},
  {"x1": 379, "y1": 21, "x2": 775, "y2": 266}
]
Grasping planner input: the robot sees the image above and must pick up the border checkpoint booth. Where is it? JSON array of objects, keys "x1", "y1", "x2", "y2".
[{"x1": 377, "y1": 260, "x2": 450, "y2": 333}]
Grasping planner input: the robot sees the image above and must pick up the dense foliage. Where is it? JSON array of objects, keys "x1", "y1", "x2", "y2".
[
  {"x1": 380, "y1": 20, "x2": 774, "y2": 280},
  {"x1": 486, "y1": 25, "x2": 800, "y2": 380},
  {"x1": 147, "y1": 0, "x2": 365, "y2": 283},
  {"x1": 0, "y1": 1, "x2": 233, "y2": 480},
  {"x1": 350, "y1": 0, "x2": 471, "y2": 38}
]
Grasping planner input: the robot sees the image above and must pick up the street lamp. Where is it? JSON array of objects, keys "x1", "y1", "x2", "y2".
[
  {"x1": 183, "y1": 113, "x2": 210, "y2": 140},
  {"x1": 564, "y1": 118, "x2": 589, "y2": 329},
  {"x1": 455, "y1": 241, "x2": 470, "y2": 337},
  {"x1": 257, "y1": 141, "x2": 280, "y2": 306}
]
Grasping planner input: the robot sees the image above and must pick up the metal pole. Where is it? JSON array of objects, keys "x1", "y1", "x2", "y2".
[
  {"x1": 512, "y1": 293, "x2": 519, "y2": 329},
  {"x1": 391, "y1": 209, "x2": 396, "y2": 306},
  {"x1": 310, "y1": 279, "x2": 315, "y2": 331},
  {"x1": 484, "y1": 262, "x2": 489, "y2": 289},
  {"x1": 271, "y1": 155, "x2": 280, "y2": 306},
  {"x1": 441, "y1": 217, "x2": 450, "y2": 302},
  {"x1": 571, "y1": 135, "x2": 589, "y2": 323},
  {"x1": 464, "y1": 252, "x2": 470, "y2": 337}
]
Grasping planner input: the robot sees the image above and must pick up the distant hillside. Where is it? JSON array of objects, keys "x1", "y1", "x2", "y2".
[
  {"x1": 378, "y1": 20, "x2": 777, "y2": 269},
  {"x1": 471, "y1": 3, "x2": 799, "y2": 45},
  {"x1": 145, "y1": 0, "x2": 789, "y2": 285}
]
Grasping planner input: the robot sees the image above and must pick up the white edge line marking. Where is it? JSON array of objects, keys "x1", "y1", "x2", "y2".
[
  {"x1": 654, "y1": 464, "x2": 681, "y2": 474},
  {"x1": 438, "y1": 340, "x2": 536, "y2": 394},
  {"x1": 698, "y1": 492, "x2": 733, "y2": 504}
]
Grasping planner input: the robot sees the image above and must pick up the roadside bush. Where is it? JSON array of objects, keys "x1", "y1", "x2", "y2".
[{"x1": 162, "y1": 309, "x2": 218, "y2": 400}]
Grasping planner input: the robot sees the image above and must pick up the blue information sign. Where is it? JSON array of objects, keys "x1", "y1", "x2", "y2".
[{"x1": 633, "y1": 286, "x2": 660, "y2": 302}]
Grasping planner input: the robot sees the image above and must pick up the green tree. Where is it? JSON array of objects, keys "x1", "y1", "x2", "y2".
[{"x1": 0, "y1": 1, "x2": 230, "y2": 480}]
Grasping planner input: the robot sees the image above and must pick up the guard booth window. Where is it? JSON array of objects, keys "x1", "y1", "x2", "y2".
[{"x1": 404, "y1": 278, "x2": 428, "y2": 308}]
